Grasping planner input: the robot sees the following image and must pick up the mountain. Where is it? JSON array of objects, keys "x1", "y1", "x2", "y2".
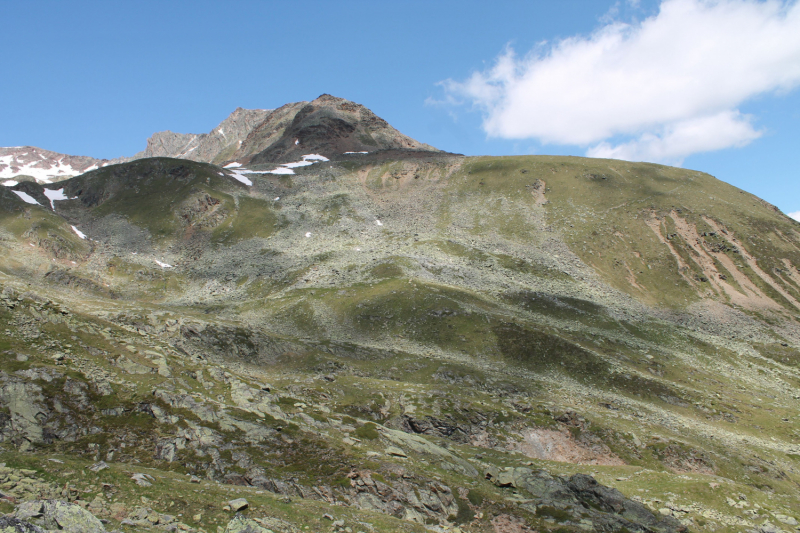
[
  {"x1": 1, "y1": 95, "x2": 439, "y2": 186},
  {"x1": 129, "y1": 107, "x2": 272, "y2": 165},
  {"x1": 0, "y1": 99, "x2": 799, "y2": 533},
  {"x1": 0, "y1": 146, "x2": 115, "y2": 185}
]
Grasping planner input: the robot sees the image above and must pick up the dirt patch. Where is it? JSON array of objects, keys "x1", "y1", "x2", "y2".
[
  {"x1": 652, "y1": 442, "x2": 715, "y2": 475},
  {"x1": 491, "y1": 514, "x2": 536, "y2": 533},
  {"x1": 512, "y1": 428, "x2": 624, "y2": 466}
]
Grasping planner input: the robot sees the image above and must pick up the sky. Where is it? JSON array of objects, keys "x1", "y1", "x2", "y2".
[{"x1": 2, "y1": 0, "x2": 800, "y2": 215}]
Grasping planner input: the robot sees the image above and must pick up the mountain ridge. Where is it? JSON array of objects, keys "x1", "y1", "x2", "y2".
[{"x1": 0, "y1": 95, "x2": 441, "y2": 185}]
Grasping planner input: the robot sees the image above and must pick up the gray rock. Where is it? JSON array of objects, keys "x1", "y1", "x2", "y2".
[
  {"x1": 224, "y1": 514, "x2": 274, "y2": 533},
  {"x1": 486, "y1": 468, "x2": 685, "y2": 533},
  {"x1": 228, "y1": 498, "x2": 249, "y2": 512},
  {"x1": 0, "y1": 516, "x2": 45, "y2": 533},
  {"x1": 131, "y1": 473, "x2": 154, "y2": 487},
  {"x1": 14, "y1": 500, "x2": 105, "y2": 533},
  {"x1": 0, "y1": 380, "x2": 47, "y2": 448},
  {"x1": 385, "y1": 446, "x2": 407, "y2": 458}
]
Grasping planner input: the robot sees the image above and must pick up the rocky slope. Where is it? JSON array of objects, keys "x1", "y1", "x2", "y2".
[{"x1": 0, "y1": 102, "x2": 799, "y2": 533}]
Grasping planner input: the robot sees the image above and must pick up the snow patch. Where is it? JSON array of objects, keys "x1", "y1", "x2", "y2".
[
  {"x1": 12, "y1": 190, "x2": 40, "y2": 205},
  {"x1": 305, "y1": 232, "x2": 312, "y2": 238},
  {"x1": 274, "y1": 197, "x2": 280, "y2": 201},
  {"x1": 375, "y1": 219, "x2": 383, "y2": 226},
  {"x1": 43, "y1": 188, "x2": 70, "y2": 210},
  {"x1": 2, "y1": 180, "x2": 18, "y2": 187},
  {"x1": 154, "y1": 260, "x2": 173, "y2": 268},
  {"x1": 294, "y1": 139, "x2": 299, "y2": 145},
  {"x1": 344, "y1": 151, "x2": 369, "y2": 154},
  {"x1": 302, "y1": 154, "x2": 329, "y2": 161},
  {"x1": 70, "y1": 226, "x2": 86, "y2": 239},
  {"x1": 223, "y1": 162, "x2": 242, "y2": 168},
  {"x1": 266, "y1": 167, "x2": 295, "y2": 175},
  {"x1": 227, "y1": 171, "x2": 253, "y2": 186},
  {"x1": 281, "y1": 161, "x2": 314, "y2": 168}
]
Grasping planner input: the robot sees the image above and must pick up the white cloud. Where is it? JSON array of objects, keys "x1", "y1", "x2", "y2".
[
  {"x1": 788, "y1": 211, "x2": 800, "y2": 222},
  {"x1": 441, "y1": 0, "x2": 800, "y2": 164},
  {"x1": 586, "y1": 110, "x2": 762, "y2": 161}
]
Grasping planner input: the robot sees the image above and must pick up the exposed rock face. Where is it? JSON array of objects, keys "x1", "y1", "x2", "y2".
[
  {"x1": 131, "y1": 107, "x2": 272, "y2": 165},
  {"x1": 246, "y1": 94, "x2": 439, "y2": 165},
  {"x1": 486, "y1": 467, "x2": 685, "y2": 532},
  {"x1": 0, "y1": 377, "x2": 48, "y2": 450},
  {"x1": 132, "y1": 94, "x2": 439, "y2": 167}
]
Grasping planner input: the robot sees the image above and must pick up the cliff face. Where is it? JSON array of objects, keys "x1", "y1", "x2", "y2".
[{"x1": 130, "y1": 107, "x2": 272, "y2": 165}]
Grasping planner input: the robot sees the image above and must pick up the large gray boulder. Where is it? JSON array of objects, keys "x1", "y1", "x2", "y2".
[{"x1": 14, "y1": 500, "x2": 105, "y2": 533}]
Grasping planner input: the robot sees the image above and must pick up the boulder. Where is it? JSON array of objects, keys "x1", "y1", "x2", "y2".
[
  {"x1": 15, "y1": 500, "x2": 105, "y2": 533},
  {"x1": 225, "y1": 514, "x2": 273, "y2": 533},
  {"x1": 228, "y1": 498, "x2": 249, "y2": 512},
  {"x1": 0, "y1": 516, "x2": 45, "y2": 533}
]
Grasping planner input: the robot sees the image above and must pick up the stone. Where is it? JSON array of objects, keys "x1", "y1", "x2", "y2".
[
  {"x1": 0, "y1": 516, "x2": 45, "y2": 533},
  {"x1": 228, "y1": 498, "x2": 249, "y2": 512},
  {"x1": 224, "y1": 514, "x2": 272, "y2": 533},
  {"x1": 385, "y1": 446, "x2": 407, "y2": 458},
  {"x1": 0, "y1": 380, "x2": 47, "y2": 446},
  {"x1": 131, "y1": 473, "x2": 154, "y2": 487},
  {"x1": 775, "y1": 514, "x2": 798, "y2": 526},
  {"x1": 14, "y1": 500, "x2": 105, "y2": 533},
  {"x1": 89, "y1": 461, "x2": 109, "y2": 473}
]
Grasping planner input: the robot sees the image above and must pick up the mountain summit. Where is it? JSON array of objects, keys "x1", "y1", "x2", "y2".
[
  {"x1": 0, "y1": 95, "x2": 439, "y2": 183},
  {"x1": 134, "y1": 94, "x2": 439, "y2": 166}
]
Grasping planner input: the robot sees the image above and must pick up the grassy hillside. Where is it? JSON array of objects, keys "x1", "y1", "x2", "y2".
[{"x1": 1, "y1": 153, "x2": 799, "y2": 532}]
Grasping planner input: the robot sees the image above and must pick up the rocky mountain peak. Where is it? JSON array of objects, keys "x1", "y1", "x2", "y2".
[
  {"x1": 246, "y1": 94, "x2": 438, "y2": 165},
  {"x1": 0, "y1": 96, "x2": 439, "y2": 185}
]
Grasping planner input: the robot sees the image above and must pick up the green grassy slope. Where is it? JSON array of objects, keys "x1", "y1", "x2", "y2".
[{"x1": 1, "y1": 153, "x2": 799, "y2": 532}]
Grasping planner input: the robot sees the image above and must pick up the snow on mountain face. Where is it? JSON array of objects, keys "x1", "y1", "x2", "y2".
[{"x1": 0, "y1": 146, "x2": 111, "y2": 184}]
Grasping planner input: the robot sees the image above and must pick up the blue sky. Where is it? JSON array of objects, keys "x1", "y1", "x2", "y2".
[{"x1": 2, "y1": 0, "x2": 799, "y2": 214}]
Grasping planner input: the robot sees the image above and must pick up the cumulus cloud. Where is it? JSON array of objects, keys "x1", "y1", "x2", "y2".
[
  {"x1": 441, "y1": 0, "x2": 800, "y2": 164},
  {"x1": 788, "y1": 211, "x2": 800, "y2": 222}
]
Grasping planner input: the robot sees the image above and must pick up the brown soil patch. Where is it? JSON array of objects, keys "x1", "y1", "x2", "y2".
[{"x1": 512, "y1": 428, "x2": 625, "y2": 466}]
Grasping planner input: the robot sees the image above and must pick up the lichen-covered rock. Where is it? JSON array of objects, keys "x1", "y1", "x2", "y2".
[
  {"x1": 14, "y1": 499, "x2": 105, "y2": 533},
  {"x1": 224, "y1": 514, "x2": 273, "y2": 533},
  {"x1": 486, "y1": 468, "x2": 686, "y2": 533},
  {"x1": 0, "y1": 516, "x2": 45, "y2": 533},
  {"x1": 0, "y1": 380, "x2": 47, "y2": 449}
]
